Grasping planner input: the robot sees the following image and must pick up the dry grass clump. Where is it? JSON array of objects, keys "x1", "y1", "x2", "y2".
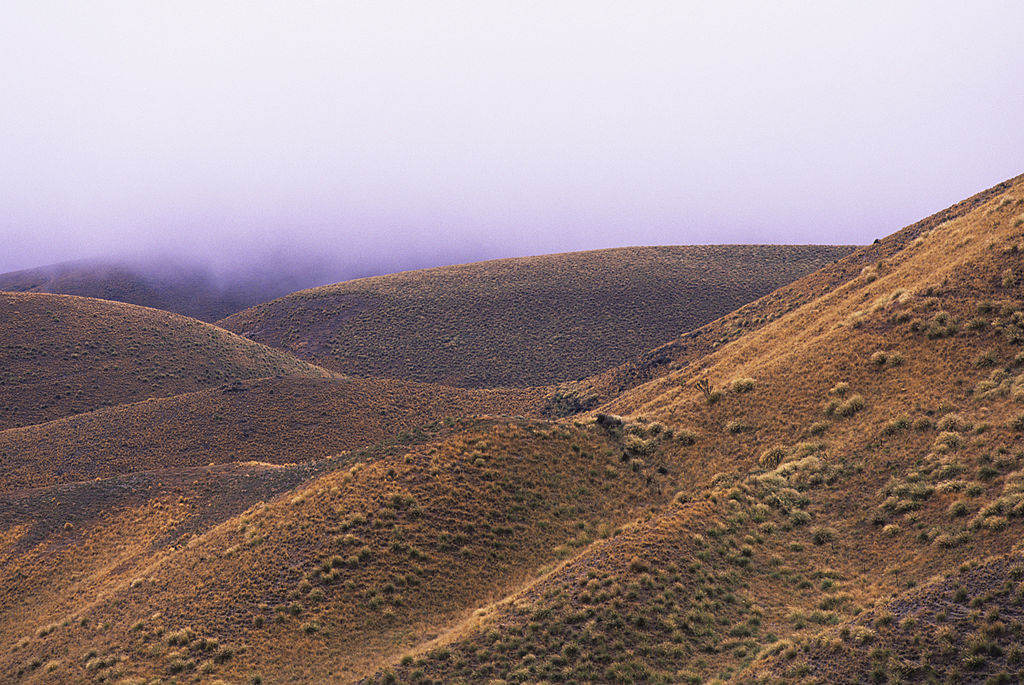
[
  {"x1": 924, "y1": 311, "x2": 959, "y2": 339},
  {"x1": 624, "y1": 434, "x2": 657, "y2": 456},
  {"x1": 881, "y1": 416, "x2": 911, "y2": 436},
  {"x1": 933, "y1": 431, "x2": 963, "y2": 452},
  {"x1": 936, "y1": 413, "x2": 970, "y2": 433},
  {"x1": 869, "y1": 350, "x2": 904, "y2": 368},
  {"x1": 975, "y1": 370, "x2": 1024, "y2": 402},
  {"x1": 825, "y1": 394, "x2": 866, "y2": 417},
  {"x1": 725, "y1": 420, "x2": 754, "y2": 435},
  {"x1": 675, "y1": 428, "x2": 698, "y2": 446},
  {"x1": 730, "y1": 377, "x2": 756, "y2": 393},
  {"x1": 759, "y1": 445, "x2": 789, "y2": 470},
  {"x1": 828, "y1": 382, "x2": 850, "y2": 396},
  {"x1": 806, "y1": 421, "x2": 831, "y2": 436}
]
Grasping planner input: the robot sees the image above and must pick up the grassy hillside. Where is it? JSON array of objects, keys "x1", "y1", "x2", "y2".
[
  {"x1": 4, "y1": 175, "x2": 1024, "y2": 684},
  {"x1": 750, "y1": 550, "x2": 1024, "y2": 682},
  {"x1": 1, "y1": 418, "x2": 672, "y2": 683},
  {"x1": 0, "y1": 375, "x2": 544, "y2": 491},
  {"x1": 219, "y1": 245, "x2": 854, "y2": 388},
  {"x1": 0, "y1": 292, "x2": 333, "y2": 430},
  {"x1": 0, "y1": 258, "x2": 325, "y2": 322}
]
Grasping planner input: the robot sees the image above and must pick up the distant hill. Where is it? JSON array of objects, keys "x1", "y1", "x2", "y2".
[
  {"x1": 0, "y1": 257, "x2": 330, "y2": 322},
  {"x1": 219, "y1": 245, "x2": 855, "y2": 388},
  {"x1": 0, "y1": 292, "x2": 332, "y2": 430}
]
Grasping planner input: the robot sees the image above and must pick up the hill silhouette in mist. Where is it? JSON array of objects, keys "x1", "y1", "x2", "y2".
[{"x1": 0, "y1": 256, "x2": 338, "y2": 322}]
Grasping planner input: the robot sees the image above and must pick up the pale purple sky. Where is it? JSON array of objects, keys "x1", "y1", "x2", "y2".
[{"x1": 2, "y1": 1, "x2": 1024, "y2": 277}]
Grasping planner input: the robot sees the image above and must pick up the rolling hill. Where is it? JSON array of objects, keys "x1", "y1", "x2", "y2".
[
  {"x1": 218, "y1": 245, "x2": 855, "y2": 388},
  {"x1": 5, "y1": 174, "x2": 1024, "y2": 683},
  {"x1": 567, "y1": 173, "x2": 1024, "y2": 409},
  {"x1": 0, "y1": 292, "x2": 334, "y2": 430}
]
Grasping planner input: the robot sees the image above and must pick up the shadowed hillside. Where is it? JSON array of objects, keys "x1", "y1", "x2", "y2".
[
  {"x1": 0, "y1": 292, "x2": 333, "y2": 430},
  {"x1": 750, "y1": 550, "x2": 1024, "y2": 682},
  {"x1": 219, "y1": 245, "x2": 855, "y2": 388}
]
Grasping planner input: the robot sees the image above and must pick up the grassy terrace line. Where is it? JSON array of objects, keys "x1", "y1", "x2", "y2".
[
  {"x1": 0, "y1": 376, "x2": 545, "y2": 491},
  {"x1": 218, "y1": 245, "x2": 854, "y2": 388}
]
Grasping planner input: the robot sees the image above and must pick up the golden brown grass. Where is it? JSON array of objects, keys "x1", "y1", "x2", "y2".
[
  {"x1": 219, "y1": 245, "x2": 853, "y2": 388},
  {"x1": 365, "y1": 173, "x2": 1024, "y2": 683},
  {"x1": 0, "y1": 418, "x2": 672, "y2": 683},
  {"x1": 573, "y1": 173, "x2": 1023, "y2": 407}
]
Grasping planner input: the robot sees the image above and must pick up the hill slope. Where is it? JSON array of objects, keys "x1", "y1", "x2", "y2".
[
  {"x1": 565, "y1": 173, "x2": 1024, "y2": 409},
  {"x1": 219, "y1": 245, "x2": 855, "y2": 388},
  {"x1": 0, "y1": 292, "x2": 333, "y2": 430},
  {"x1": 0, "y1": 418, "x2": 671, "y2": 683}
]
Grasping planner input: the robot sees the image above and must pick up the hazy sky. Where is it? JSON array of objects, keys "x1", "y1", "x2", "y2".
[{"x1": 2, "y1": 1, "x2": 1024, "y2": 277}]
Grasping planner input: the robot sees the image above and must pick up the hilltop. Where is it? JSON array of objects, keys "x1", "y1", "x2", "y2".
[
  {"x1": 219, "y1": 245, "x2": 854, "y2": 388},
  {"x1": 0, "y1": 292, "x2": 333, "y2": 430},
  {"x1": 566, "y1": 174, "x2": 1022, "y2": 408}
]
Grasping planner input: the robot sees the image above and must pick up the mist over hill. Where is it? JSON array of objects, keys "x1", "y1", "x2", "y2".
[{"x1": 0, "y1": 254, "x2": 344, "y2": 322}]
